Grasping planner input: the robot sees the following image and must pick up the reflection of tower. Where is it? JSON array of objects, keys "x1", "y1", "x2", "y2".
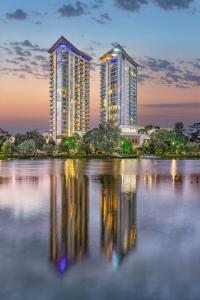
[
  {"x1": 50, "y1": 173, "x2": 89, "y2": 274},
  {"x1": 100, "y1": 174, "x2": 137, "y2": 269}
]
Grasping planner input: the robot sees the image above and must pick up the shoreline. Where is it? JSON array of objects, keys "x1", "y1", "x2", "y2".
[{"x1": 1, "y1": 153, "x2": 200, "y2": 161}]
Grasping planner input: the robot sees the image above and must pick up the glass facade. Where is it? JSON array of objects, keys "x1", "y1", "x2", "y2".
[
  {"x1": 49, "y1": 37, "x2": 91, "y2": 141},
  {"x1": 100, "y1": 45, "x2": 137, "y2": 127}
]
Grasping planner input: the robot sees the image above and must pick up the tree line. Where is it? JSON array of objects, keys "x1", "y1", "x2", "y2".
[{"x1": 0, "y1": 122, "x2": 200, "y2": 157}]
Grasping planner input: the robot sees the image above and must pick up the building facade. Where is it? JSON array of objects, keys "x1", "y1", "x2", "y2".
[
  {"x1": 100, "y1": 45, "x2": 138, "y2": 127},
  {"x1": 49, "y1": 36, "x2": 91, "y2": 141}
]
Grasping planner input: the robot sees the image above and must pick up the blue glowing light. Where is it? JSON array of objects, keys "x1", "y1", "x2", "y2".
[
  {"x1": 58, "y1": 44, "x2": 91, "y2": 61},
  {"x1": 57, "y1": 256, "x2": 68, "y2": 274},
  {"x1": 110, "y1": 59, "x2": 118, "y2": 65},
  {"x1": 112, "y1": 251, "x2": 120, "y2": 270}
]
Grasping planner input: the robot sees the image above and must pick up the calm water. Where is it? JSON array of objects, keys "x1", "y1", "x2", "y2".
[{"x1": 0, "y1": 159, "x2": 200, "y2": 300}]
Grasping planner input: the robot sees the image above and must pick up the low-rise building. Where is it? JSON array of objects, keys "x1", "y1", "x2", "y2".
[
  {"x1": 185, "y1": 122, "x2": 200, "y2": 142},
  {"x1": 119, "y1": 125, "x2": 150, "y2": 146}
]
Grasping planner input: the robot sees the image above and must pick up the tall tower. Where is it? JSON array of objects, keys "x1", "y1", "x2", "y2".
[
  {"x1": 49, "y1": 36, "x2": 92, "y2": 142},
  {"x1": 100, "y1": 45, "x2": 138, "y2": 128}
]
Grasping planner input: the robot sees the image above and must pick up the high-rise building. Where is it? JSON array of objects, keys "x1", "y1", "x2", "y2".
[
  {"x1": 100, "y1": 44, "x2": 138, "y2": 127},
  {"x1": 49, "y1": 36, "x2": 92, "y2": 141}
]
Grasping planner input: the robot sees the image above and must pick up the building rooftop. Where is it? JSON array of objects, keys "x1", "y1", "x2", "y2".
[
  {"x1": 100, "y1": 44, "x2": 138, "y2": 66},
  {"x1": 48, "y1": 36, "x2": 92, "y2": 61}
]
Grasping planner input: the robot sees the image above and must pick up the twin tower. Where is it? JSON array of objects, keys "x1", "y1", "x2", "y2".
[{"x1": 49, "y1": 36, "x2": 138, "y2": 141}]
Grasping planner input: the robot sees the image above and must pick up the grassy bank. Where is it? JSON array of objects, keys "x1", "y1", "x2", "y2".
[
  {"x1": 1, "y1": 152, "x2": 200, "y2": 160},
  {"x1": 0, "y1": 153, "x2": 139, "y2": 160}
]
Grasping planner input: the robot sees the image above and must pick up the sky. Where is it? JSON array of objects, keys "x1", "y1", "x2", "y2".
[{"x1": 0, "y1": 0, "x2": 199, "y2": 133}]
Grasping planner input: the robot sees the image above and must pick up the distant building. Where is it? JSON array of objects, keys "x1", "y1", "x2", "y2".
[
  {"x1": 0, "y1": 128, "x2": 14, "y2": 143},
  {"x1": 120, "y1": 126, "x2": 150, "y2": 146},
  {"x1": 185, "y1": 122, "x2": 200, "y2": 142},
  {"x1": 49, "y1": 36, "x2": 92, "y2": 142},
  {"x1": 42, "y1": 133, "x2": 51, "y2": 143},
  {"x1": 100, "y1": 44, "x2": 138, "y2": 127}
]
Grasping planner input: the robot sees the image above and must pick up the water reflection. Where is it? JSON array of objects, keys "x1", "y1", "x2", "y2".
[
  {"x1": 50, "y1": 174, "x2": 89, "y2": 274},
  {"x1": 1, "y1": 159, "x2": 200, "y2": 299},
  {"x1": 49, "y1": 161, "x2": 137, "y2": 273},
  {"x1": 100, "y1": 175, "x2": 137, "y2": 269}
]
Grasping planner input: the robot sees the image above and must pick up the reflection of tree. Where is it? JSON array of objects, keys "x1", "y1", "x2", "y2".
[
  {"x1": 50, "y1": 174, "x2": 89, "y2": 274},
  {"x1": 100, "y1": 175, "x2": 137, "y2": 269}
]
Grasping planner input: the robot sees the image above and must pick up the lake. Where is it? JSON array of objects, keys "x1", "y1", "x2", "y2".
[{"x1": 0, "y1": 159, "x2": 200, "y2": 300}]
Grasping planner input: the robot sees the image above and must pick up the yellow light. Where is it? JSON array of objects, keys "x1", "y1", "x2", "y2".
[{"x1": 108, "y1": 88, "x2": 112, "y2": 95}]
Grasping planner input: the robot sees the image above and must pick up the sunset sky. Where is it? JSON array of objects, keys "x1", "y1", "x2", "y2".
[{"x1": 0, "y1": 0, "x2": 199, "y2": 133}]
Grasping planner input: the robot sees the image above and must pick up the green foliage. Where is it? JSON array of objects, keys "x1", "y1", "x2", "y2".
[
  {"x1": 141, "y1": 123, "x2": 188, "y2": 155},
  {"x1": 15, "y1": 130, "x2": 45, "y2": 149},
  {"x1": 43, "y1": 143, "x2": 55, "y2": 156},
  {"x1": 0, "y1": 141, "x2": 3, "y2": 151},
  {"x1": 138, "y1": 124, "x2": 159, "y2": 135},
  {"x1": 14, "y1": 133, "x2": 27, "y2": 146},
  {"x1": 17, "y1": 139, "x2": 36, "y2": 155},
  {"x1": 174, "y1": 122, "x2": 186, "y2": 143},
  {"x1": 2, "y1": 141, "x2": 14, "y2": 155},
  {"x1": 82, "y1": 122, "x2": 121, "y2": 154},
  {"x1": 59, "y1": 134, "x2": 81, "y2": 154},
  {"x1": 121, "y1": 138, "x2": 132, "y2": 154},
  {"x1": 0, "y1": 128, "x2": 11, "y2": 142}
]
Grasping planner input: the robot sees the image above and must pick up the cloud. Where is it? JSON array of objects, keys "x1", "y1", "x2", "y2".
[
  {"x1": 142, "y1": 102, "x2": 200, "y2": 109},
  {"x1": 183, "y1": 71, "x2": 200, "y2": 86},
  {"x1": 154, "y1": 0, "x2": 194, "y2": 10},
  {"x1": 57, "y1": 1, "x2": 88, "y2": 17},
  {"x1": 0, "y1": 46, "x2": 14, "y2": 56},
  {"x1": 6, "y1": 59, "x2": 20, "y2": 65},
  {"x1": 139, "y1": 57, "x2": 200, "y2": 88},
  {"x1": 10, "y1": 40, "x2": 47, "y2": 53},
  {"x1": 113, "y1": 0, "x2": 195, "y2": 12},
  {"x1": 138, "y1": 73, "x2": 152, "y2": 82},
  {"x1": 113, "y1": 0, "x2": 148, "y2": 12},
  {"x1": 6, "y1": 9, "x2": 27, "y2": 20},
  {"x1": 32, "y1": 11, "x2": 48, "y2": 16},
  {"x1": 142, "y1": 57, "x2": 179, "y2": 72},
  {"x1": 91, "y1": 0, "x2": 104, "y2": 9},
  {"x1": 33, "y1": 21, "x2": 43, "y2": 25},
  {"x1": 15, "y1": 56, "x2": 29, "y2": 62},
  {"x1": 91, "y1": 40, "x2": 103, "y2": 46},
  {"x1": 11, "y1": 40, "x2": 35, "y2": 48},
  {"x1": 14, "y1": 46, "x2": 32, "y2": 57},
  {"x1": 92, "y1": 12, "x2": 112, "y2": 23},
  {"x1": 18, "y1": 74, "x2": 26, "y2": 79},
  {"x1": 35, "y1": 55, "x2": 48, "y2": 62},
  {"x1": 101, "y1": 13, "x2": 112, "y2": 21},
  {"x1": 30, "y1": 61, "x2": 38, "y2": 66},
  {"x1": 0, "y1": 39, "x2": 48, "y2": 80}
]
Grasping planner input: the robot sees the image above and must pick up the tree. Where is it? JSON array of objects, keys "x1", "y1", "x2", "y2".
[
  {"x1": 174, "y1": 122, "x2": 186, "y2": 143},
  {"x1": 121, "y1": 138, "x2": 132, "y2": 154},
  {"x1": 17, "y1": 139, "x2": 36, "y2": 155},
  {"x1": 43, "y1": 143, "x2": 55, "y2": 156},
  {"x1": 82, "y1": 122, "x2": 121, "y2": 154},
  {"x1": 26, "y1": 130, "x2": 45, "y2": 149},
  {"x1": 138, "y1": 124, "x2": 155, "y2": 136},
  {"x1": 15, "y1": 133, "x2": 27, "y2": 146},
  {"x1": 1, "y1": 141, "x2": 16, "y2": 155},
  {"x1": 0, "y1": 128, "x2": 11, "y2": 142},
  {"x1": 59, "y1": 134, "x2": 81, "y2": 154},
  {"x1": 15, "y1": 130, "x2": 45, "y2": 149}
]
